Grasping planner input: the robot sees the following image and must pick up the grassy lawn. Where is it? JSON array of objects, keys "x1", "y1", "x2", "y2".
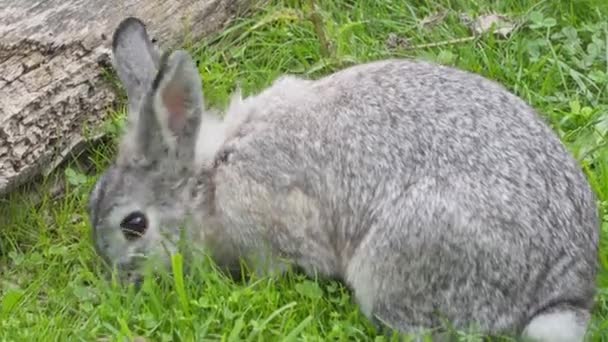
[{"x1": 2, "y1": 0, "x2": 608, "y2": 340}]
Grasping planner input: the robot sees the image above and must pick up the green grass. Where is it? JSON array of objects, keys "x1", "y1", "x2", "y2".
[{"x1": 2, "y1": 0, "x2": 608, "y2": 340}]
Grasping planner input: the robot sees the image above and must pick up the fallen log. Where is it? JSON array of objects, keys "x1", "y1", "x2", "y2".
[{"x1": 0, "y1": 0, "x2": 253, "y2": 196}]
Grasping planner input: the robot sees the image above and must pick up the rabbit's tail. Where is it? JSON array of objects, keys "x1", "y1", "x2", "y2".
[{"x1": 522, "y1": 305, "x2": 590, "y2": 342}]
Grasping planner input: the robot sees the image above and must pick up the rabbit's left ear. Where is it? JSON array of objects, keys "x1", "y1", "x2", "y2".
[
  {"x1": 144, "y1": 50, "x2": 204, "y2": 162},
  {"x1": 112, "y1": 17, "x2": 160, "y2": 111}
]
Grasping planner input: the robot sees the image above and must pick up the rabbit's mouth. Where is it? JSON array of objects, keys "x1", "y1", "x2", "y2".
[
  {"x1": 121, "y1": 269, "x2": 144, "y2": 289},
  {"x1": 114, "y1": 253, "x2": 149, "y2": 287},
  {"x1": 131, "y1": 274, "x2": 144, "y2": 289},
  {"x1": 118, "y1": 249, "x2": 177, "y2": 288}
]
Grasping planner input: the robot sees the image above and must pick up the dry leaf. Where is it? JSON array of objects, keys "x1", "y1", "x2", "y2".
[
  {"x1": 98, "y1": 336, "x2": 149, "y2": 342},
  {"x1": 458, "y1": 12, "x2": 474, "y2": 26},
  {"x1": 385, "y1": 33, "x2": 411, "y2": 50},
  {"x1": 419, "y1": 10, "x2": 448, "y2": 29},
  {"x1": 470, "y1": 13, "x2": 516, "y2": 38}
]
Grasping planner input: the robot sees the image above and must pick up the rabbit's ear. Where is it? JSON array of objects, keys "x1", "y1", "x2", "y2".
[
  {"x1": 112, "y1": 17, "x2": 160, "y2": 109},
  {"x1": 148, "y1": 50, "x2": 204, "y2": 162}
]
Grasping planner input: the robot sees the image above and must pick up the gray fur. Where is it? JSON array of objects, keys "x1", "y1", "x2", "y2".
[{"x1": 89, "y1": 17, "x2": 600, "y2": 340}]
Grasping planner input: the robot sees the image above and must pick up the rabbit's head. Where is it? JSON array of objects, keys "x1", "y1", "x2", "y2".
[{"x1": 87, "y1": 18, "x2": 207, "y2": 285}]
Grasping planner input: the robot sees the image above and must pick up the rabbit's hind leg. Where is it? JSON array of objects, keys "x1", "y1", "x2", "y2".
[{"x1": 344, "y1": 237, "x2": 440, "y2": 337}]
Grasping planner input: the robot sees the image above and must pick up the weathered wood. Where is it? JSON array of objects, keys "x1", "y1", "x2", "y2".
[{"x1": 0, "y1": 0, "x2": 254, "y2": 196}]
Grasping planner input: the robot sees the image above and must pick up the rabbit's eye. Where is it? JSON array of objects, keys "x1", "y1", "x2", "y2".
[{"x1": 120, "y1": 211, "x2": 148, "y2": 240}]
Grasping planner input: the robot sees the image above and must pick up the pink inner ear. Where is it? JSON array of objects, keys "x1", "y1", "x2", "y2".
[{"x1": 162, "y1": 83, "x2": 187, "y2": 134}]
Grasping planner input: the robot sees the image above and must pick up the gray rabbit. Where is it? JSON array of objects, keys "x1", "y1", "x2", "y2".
[{"x1": 88, "y1": 17, "x2": 599, "y2": 341}]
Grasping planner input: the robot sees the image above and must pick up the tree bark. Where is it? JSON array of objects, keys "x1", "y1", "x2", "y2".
[{"x1": 0, "y1": 0, "x2": 253, "y2": 196}]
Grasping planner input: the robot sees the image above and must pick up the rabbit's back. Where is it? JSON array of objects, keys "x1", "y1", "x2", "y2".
[{"x1": 208, "y1": 59, "x2": 599, "y2": 334}]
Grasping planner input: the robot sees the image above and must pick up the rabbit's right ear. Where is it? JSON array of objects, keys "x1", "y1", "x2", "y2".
[
  {"x1": 111, "y1": 17, "x2": 160, "y2": 110},
  {"x1": 147, "y1": 50, "x2": 205, "y2": 163}
]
